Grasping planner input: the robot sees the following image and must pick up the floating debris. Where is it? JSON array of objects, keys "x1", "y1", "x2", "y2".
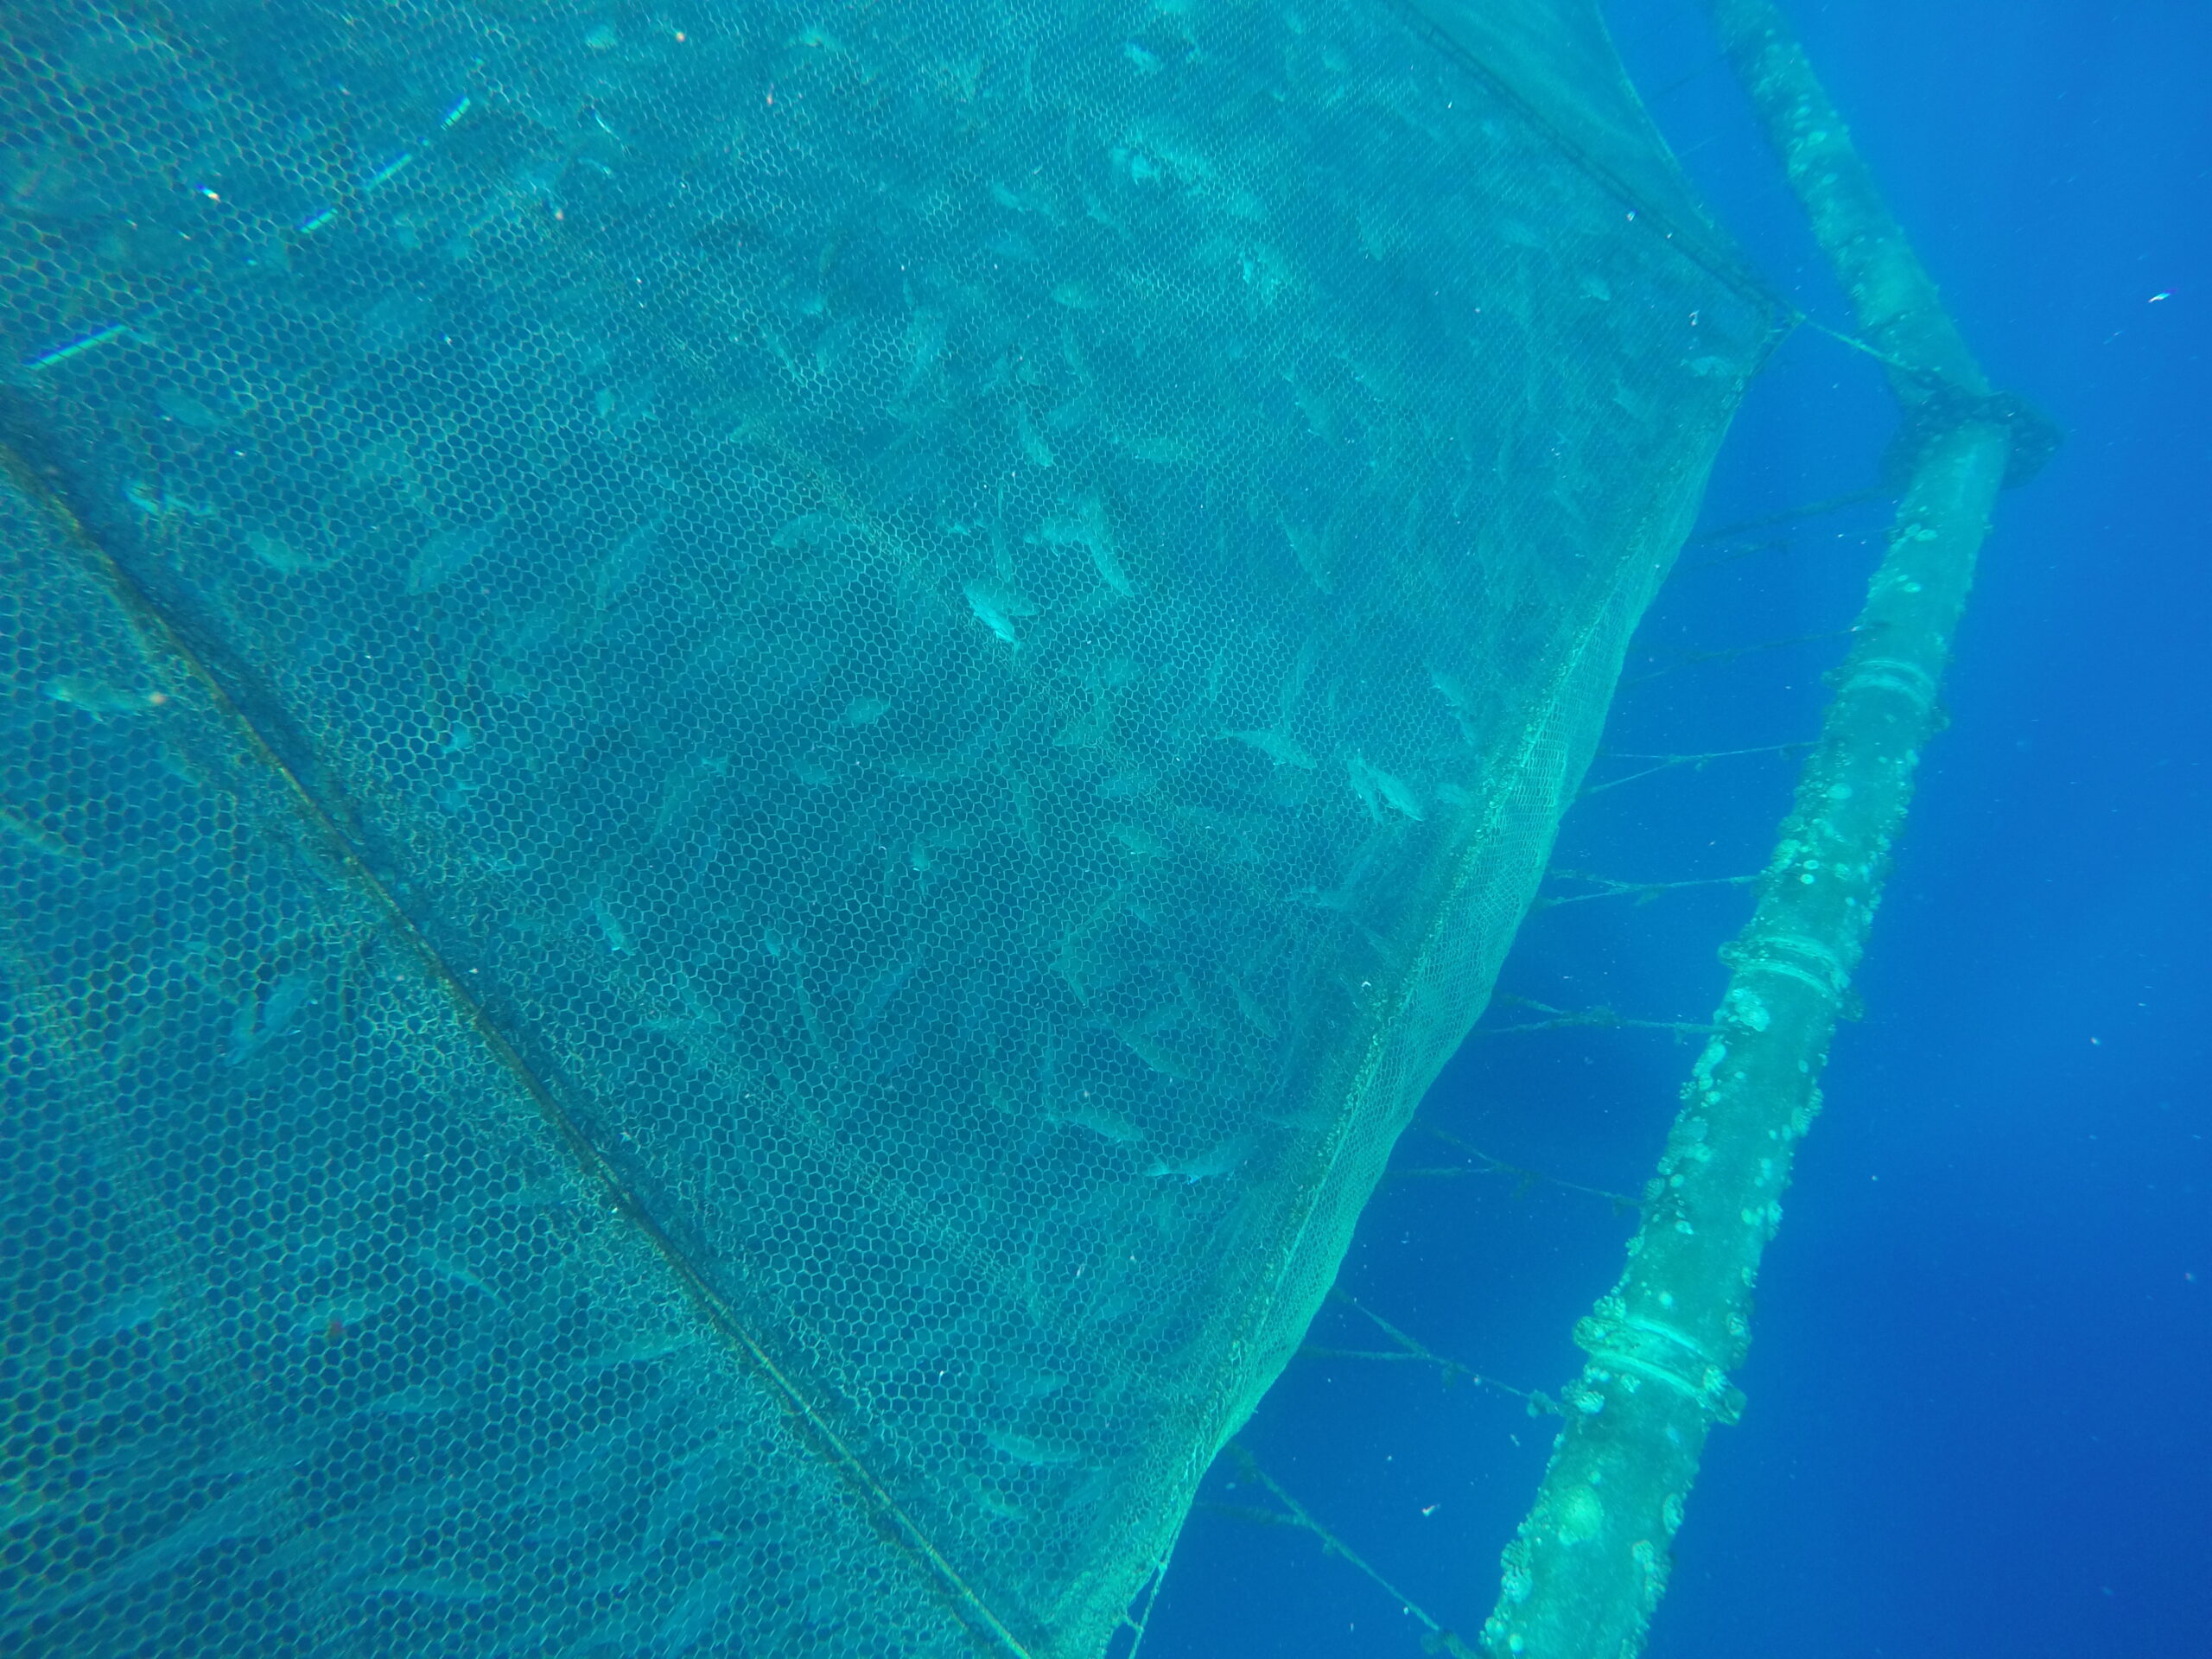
[
  {"x1": 362, "y1": 149, "x2": 416, "y2": 192},
  {"x1": 22, "y1": 316, "x2": 142, "y2": 372}
]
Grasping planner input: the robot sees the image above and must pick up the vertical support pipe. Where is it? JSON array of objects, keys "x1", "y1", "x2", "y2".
[
  {"x1": 1705, "y1": 0, "x2": 1989, "y2": 401},
  {"x1": 1480, "y1": 3, "x2": 2023, "y2": 1653}
]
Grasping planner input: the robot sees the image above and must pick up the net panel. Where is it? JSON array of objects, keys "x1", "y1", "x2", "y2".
[
  {"x1": 1402, "y1": 0, "x2": 1754, "y2": 276},
  {"x1": 1, "y1": 1, "x2": 1777, "y2": 1654},
  {"x1": 0, "y1": 465, "x2": 975, "y2": 1658}
]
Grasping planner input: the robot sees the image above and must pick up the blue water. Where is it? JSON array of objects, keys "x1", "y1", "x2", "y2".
[{"x1": 1147, "y1": 3, "x2": 2212, "y2": 1656}]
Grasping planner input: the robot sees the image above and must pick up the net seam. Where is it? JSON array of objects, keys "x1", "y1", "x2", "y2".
[
  {"x1": 1377, "y1": 0, "x2": 1790, "y2": 327},
  {"x1": 0, "y1": 437, "x2": 1034, "y2": 1659},
  {"x1": 1237, "y1": 485, "x2": 1681, "y2": 1402}
]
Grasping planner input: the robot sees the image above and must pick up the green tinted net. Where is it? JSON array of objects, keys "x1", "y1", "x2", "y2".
[{"x1": 0, "y1": 2, "x2": 1777, "y2": 1655}]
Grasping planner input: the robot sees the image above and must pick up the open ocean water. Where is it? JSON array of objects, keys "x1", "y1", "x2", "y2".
[{"x1": 1147, "y1": 3, "x2": 2212, "y2": 1656}]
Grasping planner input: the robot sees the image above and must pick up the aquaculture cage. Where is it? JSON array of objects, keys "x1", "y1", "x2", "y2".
[{"x1": 0, "y1": 1, "x2": 2039, "y2": 1656}]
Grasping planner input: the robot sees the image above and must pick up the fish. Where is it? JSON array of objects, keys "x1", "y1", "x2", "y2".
[
  {"x1": 813, "y1": 317, "x2": 857, "y2": 374},
  {"x1": 1060, "y1": 323, "x2": 1094, "y2": 385},
  {"x1": 1224, "y1": 728, "x2": 1315, "y2": 769},
  {"x1": 888, "y1": 751, "x2": 972, "y2": 783},
  {"x1": 773, "y1": 512, "x2": 859, "y2": 550},
  {"x1": 592, "y1": 895, "x2": 633, "y2": 956},
  {"x1": 245, "y1": 529, "x2": 327, "y2": 575},
  {"x1": 348, "y1": 1570, "x2": 497, "y2": 1603},
  {"x1": 1001, "y1": 767, "x2": 1042, "y2": 854},
  {"x1": 900, "y1": 308, "x2": 948, "y2": 392},
  {"x1": 1106, "y1": 821, "x2": 1166, "y2": 859},
  {"x1": 291, "y1": 1288, "x2": 402, "y2": 1338},
  {"x1": 1014, "y1": 404, "x2": 1055, "y2": 467},
  {"x1": 346, "y1": 433, "x2": 416, "y2": 488},
  {"x1": 851, "y1": 957, "x2": 918, "y2": 1033},
  {"x1": 417, "y1": 1248, "x2": 502, "y2": 1306},
  {"x1": 360, "y1": 1382, "x2": 466, "y2": 1419},
  {"x1": 228, "y1": 972, "x2": 309, "y2": 1065},
  {"x1": 123, "y1": 480, "x2": 216, "y2": 520},
  {"x1": 1345, "y1": 754, "x2": 1424, "y2": 822},
  {"x1": 16, "y1": 1476, "x2": 288, "y2": 1622},
  {"x1": 594, "y1": 376, "x2": 657, "y2": 428},
  {"x1": 1082, "y1": 191, "x2": 1130, "y2": 236},
  {"x1": 1227, "y1": 976, "x2": 1281, "y2": 1041},
  {"x1": 0, "y1": 801, "x2": 83, "y2": 861},
  {"x1": 1282, "y1": 514, "x2": 1336, "y2": 594},
  {"x1": 986, "y1": 1429, "x2": 1084, "y2": 1467},
  {"x1": 42, "y1": 673, "x2": 158, "y2": 718},
  {"x1": 1033, "y1": 492, "x2": 1131, "y2": 596},
  {"x1": 406, "y1": 515, "x2": 504, "y2": 595},
  {"x1": 559, "y1": 1330, "x2": 698, "y2": 1383},
  {"x1": 1052, "y1": 1100, "x2": 1143, "y2": 1143},
  {"x1": 964, "y1": 577, "x2": 1037, "y2": 645},
  {"x1": 989, "y1": 178, "x2": 1055, "y2": 216},
  {"x1": 1427, "y1": 664, "x2": 1480, "y2": 744},
  {"x1": 156, "y1": 386, "x2": 232, "y2": 431},
  {"x1": 593, "y1": 513, "x2": 666, "y2": 607},
  {"x1": 60, "y1": 1286, "x2": 168, "y2": 1350},
  {"x1": 359, "y1": 292, "x2": 428, "y2": 355},
  {"x1": 1054, "y1": 700, "x2": 1110, "y2": 748},
  {"x1": 1115, "y1": 1025, "x2": 1197, "y2": 1081},
  {"x1": 1146, "y1": 1135, "x2": 1251, "y2": 1184}
]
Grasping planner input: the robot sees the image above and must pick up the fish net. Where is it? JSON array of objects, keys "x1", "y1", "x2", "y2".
[{"x1": 0, "y1": 1, "x2": 1777, "y2": 1654}]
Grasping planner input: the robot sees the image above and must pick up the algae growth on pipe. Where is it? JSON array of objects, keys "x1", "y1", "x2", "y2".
[{"x1": 1481, "y1": 2, "x2": 2034, "y2": 1652}]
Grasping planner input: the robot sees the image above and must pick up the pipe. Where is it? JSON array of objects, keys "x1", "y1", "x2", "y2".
[{"x1": 1480, "y1": 3, "x2": 2025, "y2": 1650}]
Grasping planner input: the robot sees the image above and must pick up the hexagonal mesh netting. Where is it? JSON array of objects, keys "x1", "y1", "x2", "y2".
[{"x1": 2, "y1": 1, "x2": 1778, "y2": 1654}]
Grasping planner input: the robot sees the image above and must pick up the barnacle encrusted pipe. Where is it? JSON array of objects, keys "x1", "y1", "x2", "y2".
[{"x1": 1480, "y1": 2, "x2": 2022, "y2": 1653}]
